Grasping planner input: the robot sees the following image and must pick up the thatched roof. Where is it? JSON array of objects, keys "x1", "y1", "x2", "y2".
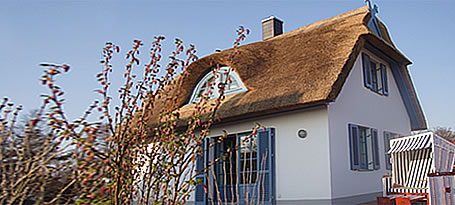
[{"x1": 149, "y1": 6, "x2": 426, "y2": 130}]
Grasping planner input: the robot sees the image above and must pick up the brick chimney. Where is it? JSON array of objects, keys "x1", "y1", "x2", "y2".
[{"x1": 262, "y1": 16, "x2": 283, "y2": 40}]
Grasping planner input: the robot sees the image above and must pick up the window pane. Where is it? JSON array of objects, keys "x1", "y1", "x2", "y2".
[
  {"x1": 370, "y1": 62, "x2": 378, "y2": 91},
  {"x1": 215, "y1": 133, "x2": 259, "y2": 185},
  {"x1": 372, "y1": 129, "x2": 380, "y2": 170},
  {"x1": 219, "y1": 173, "x2": 237, "y2": 185},
  {"x1": 240, "y1": 172, "x2": 258, "y2": 184},
  {"x1": 366, "y1": 129, "x2": 374, "y2": 170},
  {"x1": 240, "y1": 134, "x2": 257, "y2": 154},
  {"x1": 359, "y1": 127, "x2": 368, "y2": 168},
  {"x1": 240, "y1": 159, "x2": 258, "y2": 172},
  {"x1": 381, "y1": 64, "x2": 389, "y2": 95},
  {"x1": 217, "y1": 136, "x2": 237, "y2": 185},
  {"x1": 189, "y1": 66, "x2": 248, "y2": 104},
  {"x1": 376, "y1": 68, "x2": 383, "y2": 93},
  {"x1": 196, "y1": 76, "x2": 216, "y2": 102},
  {"x1": 239, "y1": 134, "x2": 257, "y2": 184}
]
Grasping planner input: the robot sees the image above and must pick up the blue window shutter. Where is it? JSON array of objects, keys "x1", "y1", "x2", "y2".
[
  {"x1": 195, "y1": 139, "x2": 207, "y2": 205},
  {"x1": 257, "y1": 128, "x2": 275, "y2": 205},
  {"x1": 383, "y1": 132, "x2": 392, "y2": 170},
  {"x1": 362, "y1": 53, "x2": 372, "y2": 89},
  {"x1": 349, "y1": 124, "x2": 360, "y2": 170},
  {"x1": 381, "y1": 64, "x2": 389, "y2": 95},
  {"x1": 372, "y1": 129, "x2": 380, "y2": 170}
]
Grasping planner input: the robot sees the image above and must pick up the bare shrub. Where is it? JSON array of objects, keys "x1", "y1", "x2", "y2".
[{"x1": 0, "y1": 26, "x2": 267, "y2": 205}]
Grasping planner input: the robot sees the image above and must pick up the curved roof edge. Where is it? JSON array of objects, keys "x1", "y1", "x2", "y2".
[{"x1": 145, "y1": 6, "x2": 426, "y2": 131}]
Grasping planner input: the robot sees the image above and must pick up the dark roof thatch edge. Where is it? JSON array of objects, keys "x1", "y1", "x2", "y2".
[
  {"x1": 327, "y1": 37, "x2": 365, "y2": 102},
  {"x1": 216, "y1": 100, "x2": 329, "y2": 125},
  {"x1": 150, "y1": 99, "x2": 329, "y2": 130},
  {"x1": 399, "y1": 64, "x2": 427, "y2": 130}
]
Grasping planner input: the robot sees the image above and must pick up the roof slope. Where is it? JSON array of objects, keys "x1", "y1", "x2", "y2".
[{"x1": 151, "y1": 6, "x2": 426, "y2": 130}]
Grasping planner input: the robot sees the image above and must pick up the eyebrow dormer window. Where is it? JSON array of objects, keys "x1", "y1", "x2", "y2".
[{"x1": 188, "y1": 66, "x2": 247, "y2": 104}]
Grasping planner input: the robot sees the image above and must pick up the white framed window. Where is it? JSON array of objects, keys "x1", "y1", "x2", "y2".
[
  {"x1": 362, "y1": 53, "x2": 389, "y2": 96},
  {"x1": 348, "y1": 124, "x2": 380, "y2": 171},
  {"x1": 188, "y1": 66, "x2": 247, "y2": 104}
]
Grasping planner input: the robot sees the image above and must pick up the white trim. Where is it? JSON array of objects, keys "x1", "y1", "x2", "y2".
[
  {"x1": 188, "y1": 66, "x2": 247, "y2": 104},
  {"x1": 189, "y1": 71, "x2": 215, "y2": 103},
  {"x1": 261, "y1": 15, "x2": 283, "y2": 23}
]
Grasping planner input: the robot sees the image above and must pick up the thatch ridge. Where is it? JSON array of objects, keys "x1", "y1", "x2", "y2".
[{"x1": 146, "y1": 6, "x2": 426, "y2": 130}]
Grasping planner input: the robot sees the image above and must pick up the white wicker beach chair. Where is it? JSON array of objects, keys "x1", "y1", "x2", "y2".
[{"x1": 379, "y1": 132, "x2": 455, "y2": 205}]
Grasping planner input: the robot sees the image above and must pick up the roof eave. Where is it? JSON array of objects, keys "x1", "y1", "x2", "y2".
[
  {"x1": 214, "y1": 101, "x2": 329, "y2": 126},
  {"x1": 327, "y1": 33, "x2": 426, "y2": 131}
]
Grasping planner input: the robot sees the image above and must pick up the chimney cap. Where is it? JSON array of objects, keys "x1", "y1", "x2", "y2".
[
  {"x1": 261, "y1": 15, "x2": 283, "y2": 23},
  {"x1": 262, "y1": 15, "x2": 284, "y2": 40}
]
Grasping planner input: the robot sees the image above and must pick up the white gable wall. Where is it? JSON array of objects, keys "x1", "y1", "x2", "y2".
[
  {"x1": 207, "y1": 106, "x2": 332, "y2": 202},
  {"x1": 327, "y1": 49, "x2": 412, "y2": 200},
  {"x1": 188, "y1": 49, "x2": 417, "y2": 204}
]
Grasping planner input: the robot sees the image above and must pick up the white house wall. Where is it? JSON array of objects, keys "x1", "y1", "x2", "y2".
[
  {"x1": 204, "y1": 106, "x2": 332, "y2": 203},
  {"x1": 327, "y1": 49, "x2": 412, "y2": 200}
]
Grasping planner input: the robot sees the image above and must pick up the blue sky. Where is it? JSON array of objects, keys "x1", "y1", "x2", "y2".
[{"x1": 1, "y1": 0, "x2": 454, "y2": 129}]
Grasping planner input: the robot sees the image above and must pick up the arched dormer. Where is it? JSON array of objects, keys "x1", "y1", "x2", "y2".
[{"x1": 188, "y1": 66, "x2": 247, "y2": 104}]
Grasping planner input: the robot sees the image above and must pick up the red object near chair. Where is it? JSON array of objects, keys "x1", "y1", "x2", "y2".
[
  {"x1": 395, "y1": 197, "x2": 411, "y2": 205},
  {"x1": 376, "y1": 196, "x2": 392, "y2": 205}
]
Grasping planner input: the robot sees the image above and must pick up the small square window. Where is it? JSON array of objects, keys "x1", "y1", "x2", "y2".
[
  {"x1": 362, "y1": 53, "x2": 389, "y2": 96},
  {"x1": 349, "y1": 124, "x2": 380, "y2": 171}
]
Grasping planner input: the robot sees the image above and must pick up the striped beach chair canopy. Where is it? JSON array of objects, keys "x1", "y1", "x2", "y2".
[{"x1": 386, "y1": 132, "x2": 455, "y2": 194}]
